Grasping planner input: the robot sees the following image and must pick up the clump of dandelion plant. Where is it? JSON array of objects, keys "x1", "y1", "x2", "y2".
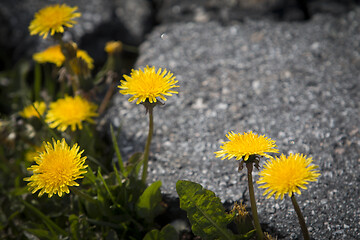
[
  {"x1": 24, "y1": 138, "x2": 88, "y2": 198},
  {"x1": 119, "y1": 66, "x2": 179, "y2": 183},
  {"x1": 257, "y1": 153, "x2": 320, "y2": 240},
  {"x1": 29, "y1": 4, "x2": 93, "y2": 94},
  {"x1": 215, "y1": 131, "x2": 279, "y2": 240}
]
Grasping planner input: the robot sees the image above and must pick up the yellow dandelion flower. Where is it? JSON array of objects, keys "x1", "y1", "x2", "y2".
[
  {"x1": 33, "y1": 44, "x2": 94, "y2": 70},
  {"x1": 105, "y1": 41, "x2": 123, "y2": 54},
  {"x1": 19, "y1": 101, "x2": 46, "y2": 119},
  {"x1": 257, "y1": 153, "x2": 321, "y2": 200},
  {"x1": 119, "y1": 66, "x2": 179, "y2": 104},
  {"x1": 46, "y1": 95, "x2": 98, "y2": 132},
  {"x1": 25, "y1": 145, "x2": 46, "y2": 162},
  {"x1": 33, "y1": 45, "x2": 65, "y2": 67},
  {"x1": 24, "y1": 138, "x2": 87, "y2": 197},
  {"x1": 29, "y1": 4, "x2": 81, "y2": 39},
  {"x1": 215, "y1": 131, "x2": 278, "y2": 161}
]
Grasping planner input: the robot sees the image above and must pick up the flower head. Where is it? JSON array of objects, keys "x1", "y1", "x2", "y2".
[
  {"x1": 46, "y1": 95, "x2": 98, "y2": 132},
  {"x1": 33, "y1": 44, "x2": 94, "y2": 70},
  {"x1": 24, "y1": 138, "x2": 87, "y2": 197},
  {"x1": 119, "y1": 66, "x2": 179, "y2": 104},
  {"x1": 105, "y1": 41, "x2": 123, "y2": 54},
  {"x1": 19, "y1": 101, "x2": 46, "y2": 119},
  {"x1": 215, "y1": 131, "x2": 278, "y2": 161},
  {"x1": 33, "y1": 45, "x2": 65, "y2": 67},
  {"x1": 257, "y1": 153, "x2": 321, "y2": 200},
  {"x1": 29, "y1": 4, "x2": 81, "y2": 39}
]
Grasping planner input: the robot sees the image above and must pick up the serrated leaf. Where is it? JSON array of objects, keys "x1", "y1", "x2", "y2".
[
  {"x1": 143, "y1": 224, "x2": 178, "y2": 240},
  {"x1": 176, "y1": 180, "x2": 235, "y2": 240},
  {"x1": 136, "y1": 180, "x2": 164, "y2": 223}
]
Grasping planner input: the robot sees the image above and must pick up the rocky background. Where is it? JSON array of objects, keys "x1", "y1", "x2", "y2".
[{"x1": 2, "y1": 0, "x2": 359, "y2": 239}]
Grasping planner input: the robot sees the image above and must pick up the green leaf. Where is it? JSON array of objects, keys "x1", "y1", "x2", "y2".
[
  {"x1": 22, "y1": 200, "x2": 68, "y2": 237},
  {"x1": 69, "y1": 214, "x2": 80, "y2": 240},
  {"x1": 126, "y1": 152, "x2": 143, "y2": 177},
  {"x1": 235, "y1": 229, "x2": 255, "y2": 240},
  {"x1": 143, "y1": 224, "x2": 178, "y2": 240},
  {"x1": 97, "y1": 168, "x2": 116, "y2": 205},
  {"x1": 110, "y1": 124, "x2": 124, "y2": 174},
  {"x1": 113, "y1": 163, "x2": 123, "y2": 187},
  {"x1": 176, "y1": 180, "x2": 235, "y2": 240},
  {"x1": 136, "y1": 180, "x2": 164, "y2": 223},
  {"x1": 143, "y1": 229, "x2": 160, "y2": 240},
  {"x1": 24, "y1": 228, "x2": 53, "y2": 240},
  {"x1": 160, "y1": 224, "x2": 178, "y2": 240},
  {"x1": 33, "y1": 63, "x2": 42, "y2": 101}
]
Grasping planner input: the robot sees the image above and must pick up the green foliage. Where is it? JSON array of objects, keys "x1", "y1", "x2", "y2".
[
  {"x1": 136, "y1": 181, "x2": 165, "y2": 223},
  {"x1": 143, "y1": 224, "x2": 178, "y2": 240},
  {"x1": 22, "y1": 200, "x2": 68, "y2": 237},
  {"x1": 176, "y1": 180, "x2": 234, "y2": 240},
  {"x1": 177, "y1": 180, "x2": 254, "y2": 240}
]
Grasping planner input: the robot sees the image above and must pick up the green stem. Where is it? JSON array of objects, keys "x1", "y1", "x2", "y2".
[
  {"x1": 30, "y1": 101, "x2": 59, "y2": 140},
  {"x1": 70, "y1": 186, "x2": 97, "y2": 204},
  {"x1": 141, "y1": 106, "x2": 154, "y2": 183},
  {"x1": 98, "y1": 80, "x2": 116, "y2": 115},
  {"x1": 246, "y1": 162, "x2": 263, "y2": 240},
  {"x1": 122, "y1": 43, "x2": 139, "y2": 53},
  {"x1": 110, "y1": 124, "x2": 124, "y2": 174},
  {"x1": 291, "y1": 195, "x2": 310, "y2": 240},
  {"x1": 34, "y1": 63, "x2": 41, "y2": 101},
  {"x1": 70, "y1": 75, "x2": 79, "y2": 95}
]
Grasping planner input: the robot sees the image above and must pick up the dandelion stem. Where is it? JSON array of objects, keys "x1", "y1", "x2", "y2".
[
  {"x1": 291, "y1": 195, "x2": 310, "y2": 240},
  {"x1": 246, "y1": 161, "x2": 264, "y2": 240},
  {"x1": 70, "y1": 186, "x2": 97, "y2": 204},
  {"x1": 31, "y1": 101, "x2": 59, "y2": 140},
  {"x1": 141, "y1": 105, "x2": 154, "y2": 183},
  {"x1": 98, "y1": 79, "x2": 116, "y2": 115}
]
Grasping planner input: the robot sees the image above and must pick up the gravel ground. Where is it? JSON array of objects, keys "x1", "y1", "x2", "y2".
[{"x1": 106, "y1": 8, "x2": 360, "y2": 240}]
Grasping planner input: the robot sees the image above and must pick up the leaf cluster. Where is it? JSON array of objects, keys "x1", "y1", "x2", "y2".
[{"x1": 177, "y1": 180, "x2": 255, "y2": 240}]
